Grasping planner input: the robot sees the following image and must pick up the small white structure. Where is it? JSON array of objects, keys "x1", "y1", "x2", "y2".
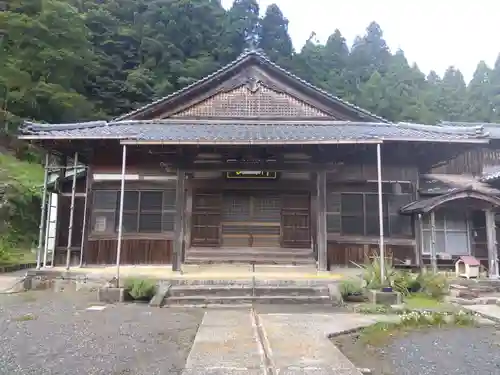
[{"x1": 455, "y1": 256, "x2": 481, "y2": 279}]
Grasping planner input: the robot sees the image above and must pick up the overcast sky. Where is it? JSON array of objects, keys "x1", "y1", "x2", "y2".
[{"x1": 221, "y1": 0, "x2": 498, "y2": 82}]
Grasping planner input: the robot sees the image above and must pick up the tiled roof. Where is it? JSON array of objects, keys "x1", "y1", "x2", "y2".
[
  {"x1": 114, "y1": 49, "x2": 390, "y2": 123},
  {"x1": 420, "y1": 174, "x2": 500, "y2": 195},
  {"x1": 401, "y1": 187, "x2": 500, "y2": 215},
  {"x1": 440, "y1": 121, "x2": 500, "y2": 139},
  {"x1": 20, "y1": 120, "x2": 487, "y2": 144},
  {"x1": 480, "y1": 166, "x2": 500, "y2": 182}
]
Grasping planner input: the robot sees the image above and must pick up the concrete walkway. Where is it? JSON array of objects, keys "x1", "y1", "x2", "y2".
[
  {"x1": 463, "y1": 304, "x2": 500, "y2": 323},
  {"x1": 0, "y1": 269, "x2": 28, "y2": 293},
  {"x1": 182, "y1": 309, "x2": 395, "y2": 375}
]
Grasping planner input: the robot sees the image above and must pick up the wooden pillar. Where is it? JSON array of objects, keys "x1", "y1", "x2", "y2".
[
  {"x1": 183, "y1": 182, "x2": 193, "y2": 261},
  {"x1": 414, "y1": 214, "x2": 424, "y2": 269},
  {"x1": 430, "y1": 211, "x2": 437, "y2": 273},
  {"x1": 485, "y1": 209, "x2": 498, "y2": 279},
  {"x1": 79, "y1": 166, "x2": 93, "y2": 267},
  {"x1": 173, "y1": 170, "x2": 186, "y2": 272},
  {"x1": 317, "y1": 170, "x2": 327, "y2": 271}
]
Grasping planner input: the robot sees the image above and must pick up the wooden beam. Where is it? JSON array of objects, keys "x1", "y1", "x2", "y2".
[
  {"x1": 317, "y1": 170, "x2": 327, "y2": 271},
  {"x1": 175, "y1": 162, "x2": 335, "y2": 172},
  {"x1": 485, "y1": 209, "x2": 498, "y2": 278},
  {"x1": 173, "y1": 169, "x2": 186, "y2": 272},
  {"x1": 430, "y1": 211, "x2": 437, "y2": 273},
  {"x1": 79, "y1": 165, "x2": 93, "y2": 267}
]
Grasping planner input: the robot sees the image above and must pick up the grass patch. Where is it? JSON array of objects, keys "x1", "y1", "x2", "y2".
[
  {"x1": 404, "y1": 293, "x2": 446, "y2": 309},
  {"x1": 359, "y1": 310, "x2": 476, "y2": 347},
  {"x1": 13, "y1": 313, "x2": 37, "y2": 322},
  {"x1": 0, "y1": 247, "x2": 36, "y2": 267},
  {"x1": 0, "y1": 153, "x2": 44, "y2": 191}
]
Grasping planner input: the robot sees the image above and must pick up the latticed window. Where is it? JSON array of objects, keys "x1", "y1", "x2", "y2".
[
  {"x1": 326, "y1": 185, "x2": 413, "y2": 238},
  {"x1": 91, "y1": 189, "x2": 176, "y2": 234},
  {"x1": 422, "y1": 210, "x2": 470, "y2": 255}
]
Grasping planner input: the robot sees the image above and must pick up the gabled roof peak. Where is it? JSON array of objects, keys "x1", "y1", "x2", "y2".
[{"x1": 114, "y1": 48, "x2": 390, "y2": 123}]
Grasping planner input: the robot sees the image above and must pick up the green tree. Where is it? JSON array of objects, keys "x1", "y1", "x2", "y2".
[
  {"x1": 432, "y1": 66, "x2": 467, "y2": 121},
  {"x1": 223, "y1": 0, "x2": 260, "y2": 60},
  {"x1": 259, "y1": 4, "x2": 294, "y2": 67},
  {"x1": 347, "y1": 21, "x2": 392, "y2": 95},
  {"x1": 0, "y1": 0, "x2": 96, "y2": 130},
  {"x1": 466, "y1": 61, "x2": 494, "y2": 121}
]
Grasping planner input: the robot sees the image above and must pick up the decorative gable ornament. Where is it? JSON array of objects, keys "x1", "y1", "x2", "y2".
[{"x1": 245, "y1": 76, "x2": 261, "y2": 93}]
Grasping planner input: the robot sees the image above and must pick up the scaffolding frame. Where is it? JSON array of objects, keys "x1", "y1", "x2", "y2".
[{"x1": 37, "y1": 151, "x2": 89, "y2": 269}]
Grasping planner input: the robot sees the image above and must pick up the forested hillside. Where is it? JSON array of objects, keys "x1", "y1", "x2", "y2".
[{"x1": 2, "y1": 0, "x2": 500, "y2": 132}]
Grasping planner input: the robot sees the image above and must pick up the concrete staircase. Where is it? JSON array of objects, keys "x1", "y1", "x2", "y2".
[
  {"x1": 162, "y1": 283, "x2": 335, "y2": 307},
  {"x1": 449, "y1": 279, "x2": 500, "y2": 303},
  {"x1": 184, "y1": 247, "x2": 316, "y2": 266}
]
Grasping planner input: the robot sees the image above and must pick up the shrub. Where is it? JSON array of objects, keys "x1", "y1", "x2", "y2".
[
  {"x1": 417, "y1": 272, "x2": 449, "y2": 299},
  {"x1": 0, "y1": 235, "x2": 14, "y2": 265},
  {"x1": 362, "y1": 256, "x2": 396, "y2": 290},
  {"x1": 407, "y1": 278, "x2": 421, "y2": 293},
  {"x1": 339, "y1": 279, "x2": 363, "y2": 297},
  {"x1": 453, "y1": 310, "x2": 475, "y2": 326},
  {"x1": 124, "y1": 278, "x2": 157, "y2": 300},
  {"x1": 392, "y1": 270, "x2": 413, "y2": 296}
]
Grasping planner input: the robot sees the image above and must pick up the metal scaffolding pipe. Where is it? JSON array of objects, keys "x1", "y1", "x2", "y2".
[
  {"x1": 78, "y1": 169, "x2": 91, "y2": 268},
  {"x1": 36, "y1": 153, "x2": 50, "y2": 269},
  {"x1": 42, "y1": 192, "x2": 51, "y2": 267},
  {"x1": 376, "y1": 143, "x2": 385, "y2": 283},
  {"x1": 65, "y1": 152, "x2": 79, "y2": 270},
  {"x1": 116, "y1": 145, "x2": 127, "y2": 285},
  {"x1": 44, "y1": 165, "x2": 86, "y2": 171}
]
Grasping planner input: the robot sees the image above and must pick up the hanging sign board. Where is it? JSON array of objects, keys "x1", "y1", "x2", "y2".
[{"x1": 226, "y1": 171, "x2": 277, "y2": 179}]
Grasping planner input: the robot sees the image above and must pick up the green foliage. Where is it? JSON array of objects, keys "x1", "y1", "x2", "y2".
[
  {"x1": 416, "y1": 272, "x2": 449, "y2": 299},
  {"x1": 124, "y1": 278, "x2": 157, "y2": 300},
  {"x1": 360, "y1": 310, "x2": 476, "y2": 347},
  {"x1": 0, "y1": 237, "x2": 12, "y2": 265},
  {"x1": 362, "y1": 256, "x2": 396, "y2": 289},
  {"x1": 3, "y1": 0, "x2": 500, "y2": 132},
  {"x1": 339, "y1": 279, "x2": 363, "y2": 297},
  {"x1": 3, "y1": 0, "x2": 500, "y2": 249}
]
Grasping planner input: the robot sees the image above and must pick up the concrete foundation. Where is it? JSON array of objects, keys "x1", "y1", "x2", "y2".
[
  {"x1": 98, "y1": 287, "x2": 125, "y2": 303},
  {"x1": 368, "y1": 290, "x2": 402, "y2": 305}
]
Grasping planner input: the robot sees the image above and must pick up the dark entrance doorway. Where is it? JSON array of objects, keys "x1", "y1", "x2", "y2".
[
  {"x1": 191, "y1": 190, "x2": 312, "y2": 249},
  {"x1": 222, "y1": 192, "x2": 281, "y2": 247}
]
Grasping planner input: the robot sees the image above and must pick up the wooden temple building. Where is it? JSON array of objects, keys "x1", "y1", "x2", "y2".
[{"x1": 18, "y1": 50, "x2": 500, "y2": 277}]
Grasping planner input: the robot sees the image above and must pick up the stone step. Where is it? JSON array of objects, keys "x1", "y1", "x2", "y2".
[
  {"x1": 184, "y1": 256, "x2": 316, "y2": 265},
  {"x1": 164, "y1": 295, "x2": 332, "y2": 306},
  {"x1": 186, "y1": 248, "x2": 314, "y2": 257},
  {"x1": 450, "y1": 283, "x2": 500, "y2": 296},
  {"x1": 168, "y1": 285, "x2": 328, "y2": 297}
]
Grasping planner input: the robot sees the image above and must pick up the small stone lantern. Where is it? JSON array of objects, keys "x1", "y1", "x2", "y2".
[{"x1": 455, "y1": 256, "x2": 480, "y2": 279}]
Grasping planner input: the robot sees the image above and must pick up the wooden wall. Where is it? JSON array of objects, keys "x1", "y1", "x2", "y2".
[
  {"x1": 56, "y1": 196, "x2": 85, "y2": 248},
  {"x1": 328, "y1": 163, "x2": 419, "y2": 182},
  {"x1": 430, "y1": 146, "x2": 500, "y2": 176},
  {"x1": 84, "y1": 239, "x2": 173, "y2": 265},
  {"x1": 327, "y1": 242, "x2": 415, "y2": 268}
]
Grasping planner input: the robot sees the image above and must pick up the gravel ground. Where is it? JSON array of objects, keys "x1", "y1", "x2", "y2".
[
  {"x1": 387, "y1": 327, "x2": 500, "y2": 375},
  {"x1": 0, "y1": 291, "x2": 204, "y2": 375},
  {"x1": 335, "y1": 326, "x2": 500, "y2": 375}
]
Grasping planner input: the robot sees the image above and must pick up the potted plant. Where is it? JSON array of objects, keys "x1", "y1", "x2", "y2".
[
  {"x1": 381, "y1": 284, "x2": 393, "y2": 293},
  {"x1": 339, "y1": 279, "x2": 366, "y2": 302}
]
